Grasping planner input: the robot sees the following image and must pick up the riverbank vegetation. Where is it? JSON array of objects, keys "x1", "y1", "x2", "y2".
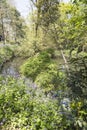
[{"x1": 0, "y1": 0, "x2": 87, "y2": 129}]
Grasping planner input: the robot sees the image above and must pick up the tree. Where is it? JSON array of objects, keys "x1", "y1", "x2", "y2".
[
  {"x1": 10, "y1": 7, "x2": 26, "y2": 44},
  {"x1": 30, "y1": 0, "x2": 59, "y2": 36},
  {"x1": 0, "y1": 0, "x2": 9, "y2": 44},
  {"x1": 0, "y1": 0, "x2": 26, "y2": 44}
]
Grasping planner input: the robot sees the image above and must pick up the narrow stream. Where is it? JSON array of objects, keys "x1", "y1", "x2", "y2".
[
  {"x1": 1, "y1": 61, "x2": 20, "y2": 78},
  {"x1": 1, "y1": 57, "x2": 37, "y2": 88}
]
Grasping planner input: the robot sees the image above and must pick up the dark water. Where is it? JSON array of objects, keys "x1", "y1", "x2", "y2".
[
  {"x1": 1, "y1": 57, "x2": 37, "y2": 88},
  {"x1": 1, "y1": 60, "x2": 20, "y2": 78}
]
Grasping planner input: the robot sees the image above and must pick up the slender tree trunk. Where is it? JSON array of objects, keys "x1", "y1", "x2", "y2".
[
  {"x1": 1, "y1": 14, "x2": 5, "y2": 44},
  {"x1": 35, "y1": 3, "x2": 40, "y2": 37},
  {"x1": 60, "y1": 49, "x2": 69, "y2": 73}
]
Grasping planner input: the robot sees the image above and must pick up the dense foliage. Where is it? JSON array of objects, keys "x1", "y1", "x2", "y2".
[
  {"x1": 0, "y1": 0, "x2": 26, "y2": 44},
  {"x1": 0, "y1": 0, "x2": 87, "y2": 129},
  {"x1": 0, "y1": 45, "x2": 15, "y2": 67},
  {"x1": 0, "y1": 76, "x2": 86, "y2": 130}
]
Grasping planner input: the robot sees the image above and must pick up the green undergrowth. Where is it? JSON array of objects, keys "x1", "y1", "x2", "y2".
[
  {"x1": 0, "y1": 76, "x2": 63, "y2": 130},
  {"x1": 20, "y1": 50, "x2": 52, "y2": 80},
  {"x1": 20, "y1": 49, "x2": 66, "y2": 92},
  {"x1": 0, "y1": 45, "x2": 15, "y2": 67},
  {"x1": 0, "y1": 75, "x2": 87, "y2": 130}
]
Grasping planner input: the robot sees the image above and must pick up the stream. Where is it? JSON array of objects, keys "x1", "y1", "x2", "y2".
[
  {"x1": 0, "y1": 57, "x2": 37, "y2": 88},
  {"x1": 0, "y1": 54, "x2": 70, "y2": 112},
  {"x1": 1, "y1": 58, "x2": 20, "y2": 78}
]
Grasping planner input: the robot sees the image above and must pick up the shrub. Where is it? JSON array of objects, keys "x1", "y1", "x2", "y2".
[
  {"x1": 20, "y1": 50, "x2": 52, "y2": 81},
  {"x1": 0, "y1": 76, "x2": 62, "y2": 130}
]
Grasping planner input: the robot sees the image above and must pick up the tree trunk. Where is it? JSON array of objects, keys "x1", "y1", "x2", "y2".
[
  {"x1": 1, "y1": 14, "x2": 5, "y2": 44},
  {"x1": 60, "y1": 49, "x2": 69, "y2": 73}
]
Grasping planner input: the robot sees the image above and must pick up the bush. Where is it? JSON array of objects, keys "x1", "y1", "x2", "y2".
[
  {"x1": 35, "y1": 63, "x2": 59, "y2": 92},
  {"x1": 0, "y1": 76, "x2": 86, "y2": 130},
  {"x1": 0, "y1": 45, "x2": 14, "y2": 68},
  {"x1": 20, "y1": 50, "x2": 52, "y2": 81},
  {"x1": 20, "y1": 49, "x2": 67, "y2": 92},
  {"x1": 0, "y1": 76, "x2": 62, "y2": 130},
  {"x1": 68, "y1": 55, "x2": 87, "y2": 98}
]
